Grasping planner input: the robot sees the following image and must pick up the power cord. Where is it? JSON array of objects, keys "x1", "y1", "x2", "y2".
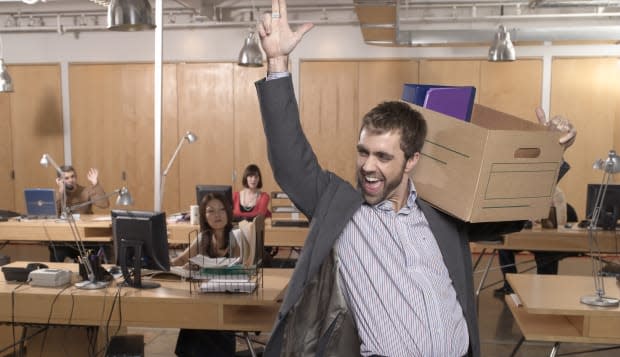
[
  {"x1": 38, "y1": 284, "x2": 71, "y2": 357},
  {"x1": 10, "y1": 282, "x2": 26, "y2": 357},
  {"x1": 95, "y1": 283, "x2": 124, "y2": 357}
]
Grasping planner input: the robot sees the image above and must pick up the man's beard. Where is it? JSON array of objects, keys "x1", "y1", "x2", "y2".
[{"x1": 357, "y1": 167, "x2": 405, "y2": 205}]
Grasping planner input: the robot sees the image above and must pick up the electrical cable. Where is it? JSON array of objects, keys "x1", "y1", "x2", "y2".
[
  {"x1": 10, "y1": 282, "x2": 26, "y2": 356},
  {"x1": 38, "y1": 284, "x2": 71, "y2": 357}
]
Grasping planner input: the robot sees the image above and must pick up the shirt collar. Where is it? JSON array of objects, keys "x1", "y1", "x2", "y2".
[{"x1": 373, "y1": 179, "x2": 418, "y2": 213}]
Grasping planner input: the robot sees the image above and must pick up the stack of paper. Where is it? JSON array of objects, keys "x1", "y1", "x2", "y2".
[
  {"x1": 199, "y1": 280, "x2": 256, "y2": 293},
  {"x1": 189, "y1": 255, "x2": 240, "y2": 268}
]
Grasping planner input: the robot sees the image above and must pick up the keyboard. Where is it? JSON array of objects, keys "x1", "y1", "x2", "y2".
[{"x1": 271, "y1": 220, "x2": 309, "y2": 228}]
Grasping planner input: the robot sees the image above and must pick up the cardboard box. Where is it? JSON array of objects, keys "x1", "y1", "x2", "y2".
[{"x1": 409, "y1": 103, "x2": 564, "y2": 222}]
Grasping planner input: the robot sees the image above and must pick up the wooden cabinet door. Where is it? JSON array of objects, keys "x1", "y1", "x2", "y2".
[
  {"x1": 479, "y1": 60, "x2": 542, "y2": 121},
  {"x1": 177, "y1": 63, "x2": 234, "y2": 210},
  {"x1": 419, "y1": 59, "x2": 481, "y2": 93},
  {"x1": 551, "y1": 58, "x2": 620, "y2": 219},
  {"x1": 9, "y1": 64, "x2": 63, "y2": 214},
  {"x1": 358, "y1": 60, "x2": 419, "y2": 128},
  {"x1": 232, "y1": 65, "x2": 276, "y2": 194},
  {"x1": 70, "y1": 63, "x2": 178, "y2": 212},
  {"x1": 0, "y1": 93, "x2": 14, "y2": 211},
  {"x1": 299, "y1": 61, "x2": 359, "y2": 185}
]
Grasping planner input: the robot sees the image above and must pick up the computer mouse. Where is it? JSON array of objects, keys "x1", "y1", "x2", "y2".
[
  {"x1": 26, "y1": 262, "x2": 48, "y2": 271},
  {"x1": 564, "y1": 223, "x2": 573, "y2": 229}
]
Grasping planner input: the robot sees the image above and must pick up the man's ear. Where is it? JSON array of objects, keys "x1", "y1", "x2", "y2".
[{"x1": 404, "y1": 152, "x2": 420, "y2": 174}]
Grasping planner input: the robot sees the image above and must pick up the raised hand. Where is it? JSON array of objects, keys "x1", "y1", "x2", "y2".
[
  {"x1": 87, "y1": 168, "x2": 99, "y2": 186},
  {"x1": 257, "y1": 0, "x2": 314, "y2": 72},
  {"x1": 55, "y1": 177, "x2": 65, "y2": 194},
  {"x1": 535, "y1": 107, "x2": 577, "y2": 150}
]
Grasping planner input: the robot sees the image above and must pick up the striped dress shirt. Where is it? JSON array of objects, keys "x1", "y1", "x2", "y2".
[{"x1": 335, "y1": 180, "x2": 469, "y2": 357}]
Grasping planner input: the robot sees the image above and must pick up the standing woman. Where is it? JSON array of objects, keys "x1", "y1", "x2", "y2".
[
  {"x1": 233, "y1": 164, "x2": 272, "y2": 221},
  {"x1": 171, "y1": 192, "x2": 239, "y2": 357}
]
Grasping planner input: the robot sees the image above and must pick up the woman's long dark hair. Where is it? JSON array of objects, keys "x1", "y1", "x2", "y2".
[{"x1": 198, "y1": 192, "x2": 233, "y2": 257}]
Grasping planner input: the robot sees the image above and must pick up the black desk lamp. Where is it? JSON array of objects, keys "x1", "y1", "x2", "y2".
[{"x1": 67, "y1": 187, "x2": 133, "y2": 290}]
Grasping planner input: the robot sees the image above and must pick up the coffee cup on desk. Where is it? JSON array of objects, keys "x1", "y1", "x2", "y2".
[{"x1": 190, "y1": 205, "x2": 199, "y2": 225}]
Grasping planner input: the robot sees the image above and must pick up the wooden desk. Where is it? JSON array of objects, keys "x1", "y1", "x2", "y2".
[
  {"x1": 474, "y1": 226, "x2": 620, "y2": 253},
  {"x1": 167, "y1": 218, "x2": 308, "y2": 247},
  {"x1": 506, "y1": 273, "x2": 620, "y2": 355},
  {"x1": 0, "y1": 217, "x2": 112, "y2": 242},
  {"x1": 0, "y1": 261, "x2": 291, "y2": 331},
  {"x1": 471, "y1": 227, "x2": 619, "y2": 310}
]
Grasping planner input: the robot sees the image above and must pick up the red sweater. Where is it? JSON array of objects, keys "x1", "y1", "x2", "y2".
[{"x1": 232, "y1": 191, "x2": 272, "y2": 220}]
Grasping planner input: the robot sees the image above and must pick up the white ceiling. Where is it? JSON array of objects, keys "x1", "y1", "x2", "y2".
[{"x1": 1, "y1": 0, "x2": 619, "y2": 44}]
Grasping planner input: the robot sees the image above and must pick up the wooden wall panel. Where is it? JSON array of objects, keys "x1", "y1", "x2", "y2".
[
  {"x1": 419, "y1": 60, "x2": 481, "y2": 94},
  {"x1": 299, "y1": 61, "x2": 359, "y2": 186},
  {"x1": 177, "y1": 63, "x2": 234, "y2": 210},
  {"x1": 357, "y1": 60, "x2": 419, "y2": 124},
  {"x1": 70, "y1": 63, "x2": 177, "y2": 212},
  {"x1": 70, "y1": 64, "x2": 123, "y2": 212},
  {"x1": 479, "y1": 60, "x2": 542, "y2": 121},
  {"x1": 0, "y1": 93, "x2": 14, "y2": 211},
  {"x1": 550, "y1": 58, "x2": 620, "y2": 219},
  {"x1": 232, "y1": 65, "x2": 276, "y2": 194},
  {"x1": 9, "y1": 64, "x2": 63, "y2": 214}
]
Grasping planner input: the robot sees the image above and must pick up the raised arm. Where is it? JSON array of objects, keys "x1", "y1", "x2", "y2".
[
  {"x1": 86, "y1": 168, "x2": 110, "y2": 209},
  {"x1": 255, "y1": 0, "x2": 329, "y2": 218}
]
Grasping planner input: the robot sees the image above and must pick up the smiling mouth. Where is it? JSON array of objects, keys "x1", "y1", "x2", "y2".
[{"x1": 361, "y1": 175, "x2": 383, "y2": 194}]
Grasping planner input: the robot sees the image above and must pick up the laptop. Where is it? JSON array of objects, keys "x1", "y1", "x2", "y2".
[{"x1": 24, "y1": 188, "x2": 57, "y2": 218}]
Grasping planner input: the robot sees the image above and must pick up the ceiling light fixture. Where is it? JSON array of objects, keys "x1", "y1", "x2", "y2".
[
  {"x1": 107, "y1": 0, "x2": 155, "y2": 31},
  {"x1": 237, "y1": 0, "x2": 263, "y2": 67},
  {"x1": 488, "y1": 25, "x2": 516, "y2": 62}
]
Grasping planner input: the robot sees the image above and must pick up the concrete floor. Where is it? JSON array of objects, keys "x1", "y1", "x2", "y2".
[{"x1": 127, "y1": 251, "x2": 620, "y2": 357}]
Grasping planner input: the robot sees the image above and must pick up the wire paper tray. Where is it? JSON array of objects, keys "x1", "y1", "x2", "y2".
[{"x1": 191, "y1": 264, "x2": 262, "y2": 294}]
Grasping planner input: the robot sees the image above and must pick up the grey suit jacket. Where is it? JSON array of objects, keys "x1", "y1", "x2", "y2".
[{"x1": 256, "y1": 76, "x2": 523, "y2": 357}]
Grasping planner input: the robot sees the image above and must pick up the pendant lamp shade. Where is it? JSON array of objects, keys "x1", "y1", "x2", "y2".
[
  {"x1": 488, "y1": 25, "x2": 516, "y2": 62},
  {"x1": 107, "y1": 0, "x2": 155, "y2": 31},
  {"x1": 238, "y1": 31, "x2": 263, "y2": 67}
]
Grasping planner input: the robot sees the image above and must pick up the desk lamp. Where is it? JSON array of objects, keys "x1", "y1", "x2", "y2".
[
  {"x1": 39, "y1": 153, "x2": 66, "y2": 217},
  {"x1": 580, "y1": 149, "x2": 620, "y2": 307},
  {"x1": 158, "y1": 131, "x2": 197, "y2": 211},
  {"x1": 67, "y1": 187, "x2": 133, "y2": 290}
]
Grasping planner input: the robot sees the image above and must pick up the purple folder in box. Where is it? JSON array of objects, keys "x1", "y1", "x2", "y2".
[{"x1": 423, "y1": 87, "x2": 476, "y2": 122}]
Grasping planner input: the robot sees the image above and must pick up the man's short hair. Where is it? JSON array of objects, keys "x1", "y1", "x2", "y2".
[
  {"x1": 360, "y1": 101, "x2": 427, "y2": 160},
  {"x1": 57, "y1": 165, "x2": 75, "y2": 178}
]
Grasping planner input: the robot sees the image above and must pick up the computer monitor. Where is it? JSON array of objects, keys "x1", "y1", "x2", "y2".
[
  {"x1": 111, "y1": 210, "x2": 170, "y2": 289},
  {"x1": 585, "y1": 184, "x2": 620, "y2": 230},
  {"x1": 196, "y1": 184, "x2": 232, "y2": 207}
]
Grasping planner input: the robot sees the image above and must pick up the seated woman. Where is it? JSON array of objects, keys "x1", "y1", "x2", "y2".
[
  {"x1": 233, "y1": 164, "x2": 271, "y2": 221},
  {"x1": 171, "y1": 192, "x2": 239, "y2": 357}
]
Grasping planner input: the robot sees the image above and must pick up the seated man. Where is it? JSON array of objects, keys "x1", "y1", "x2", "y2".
[{"x1": 50, "y1": 165, "x2": 110, "y2": 262}]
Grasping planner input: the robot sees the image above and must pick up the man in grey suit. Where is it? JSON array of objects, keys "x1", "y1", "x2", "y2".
[{"x1": 254, "y1": 1, "x2": 576, "y2": 356}]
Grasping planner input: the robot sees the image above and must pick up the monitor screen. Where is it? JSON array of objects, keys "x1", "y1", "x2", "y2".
[
  {"x1": 111, "y1": 210, "x2": 170, "y2": 288},
  {"x1": 196, "y1": 184, "x2": 232, "y2": 208},
  {"x1": 585, "y1": 184, "x2": 620, "y2": 230}
]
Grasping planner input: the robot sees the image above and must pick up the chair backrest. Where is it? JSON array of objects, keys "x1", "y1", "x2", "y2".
[
  {"x1": 253, "y1": 214, "x2": 265, "y2": 267},
  {"x1": 567, "y1": 203, "x2": 578, "y2": 223},
  {"x1": 237, "y1": 214, "x2": 265, "y2": 267}
]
